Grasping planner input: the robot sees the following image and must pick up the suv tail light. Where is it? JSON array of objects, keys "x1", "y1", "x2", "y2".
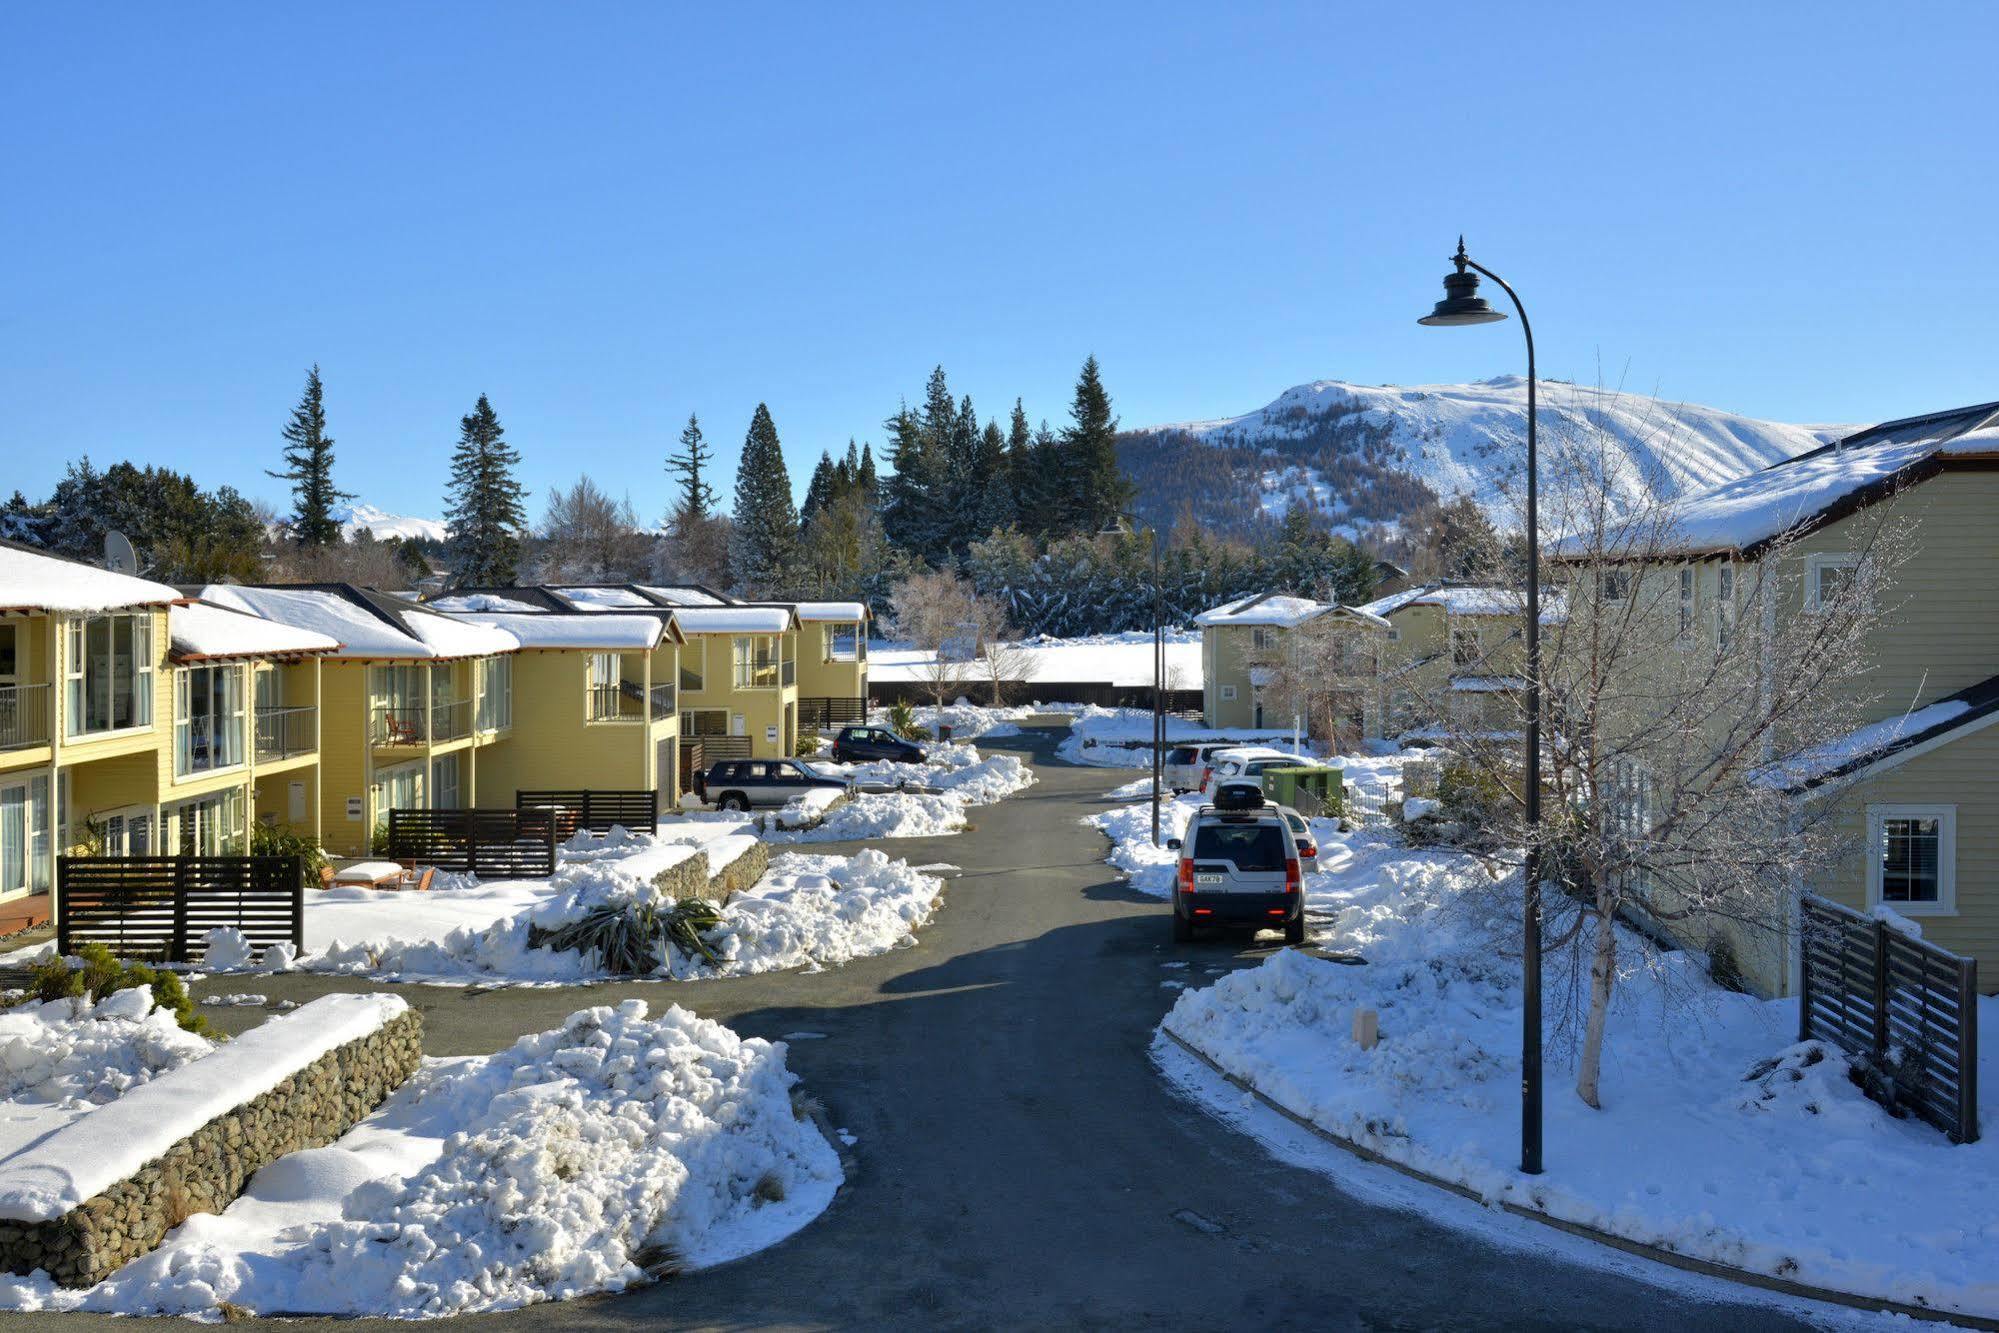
[
  {"x1": 1199, "y1": 766, "x2": 1212, "y2": 789},
  {"x1": 1285, "y1": 858, "x2": 1302, "y2": 894},
  {"x1": 1178, "y1": 859, "x2": 1195, "y2": 894}
]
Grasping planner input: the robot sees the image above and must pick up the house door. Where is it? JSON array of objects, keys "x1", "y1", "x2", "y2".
[{"x1": 656, "y1": 737, "x2": 677, "y2": 805}]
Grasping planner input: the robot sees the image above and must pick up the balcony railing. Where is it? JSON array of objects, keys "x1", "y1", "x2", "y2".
[
  {"x1": 254, "y1": 704, "x2": 315, "y2": 761},
  {"x1": 781, "y1": 658, "x2": 795, "y2": 688},
  {"x1": 432, "y1": 697, "x2": 472, "y2": 742},
  {"x1": 587, "y1": 683, "x2": 636, "y2": 723},
  {"x1": 0, "y1": 683, "x2": 51, "y2": 751},
  {"x1": 372, "y1": 705, "x2": 427, "y2": 746},
  {"x1": 734, "y1": 659, "x2": 780, "y2": 690},
  {"x1": 177, "y1": 716, "x2": 245, "y2": 777},
  {"x1": 649, "y1": 682, "x2": 676, "y2": 720}
]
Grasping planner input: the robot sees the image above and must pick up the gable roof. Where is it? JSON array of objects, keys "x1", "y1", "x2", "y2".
[
  {"x1": 200, "y1": 583, "x2": 517, "y2": 660},
  {"x1": 0, "y1": 539, "x2": 181, "y2": 614},
  {"x1": 1751, "y1": 672, "x2": 1999, "y2": 794},
  {"x1": 1555, "y1": 400, "x2": 1999, "y2": 561},
  {"x1": 448, "y1": 611, "x2": 668, "y2": 651}
]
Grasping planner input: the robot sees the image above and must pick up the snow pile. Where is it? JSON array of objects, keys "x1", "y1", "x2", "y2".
[
  {"x1": 773, "y1": 744, "x2": 1032, "y2": 844},
  {"x1": 766, "y1": 791, "x2": 971, "y2": 843},
  {"x1": 698, "y1": 851, "x2": 944, "y2": 976},
  {"x1": 3, "y1": 1002, "x2": 840, "y2": 1316},
  {"x1": 1152, "y1": 754, "x2": 1999, "y2": 1321},
  {"x1": 200, "y1": 929, "x2": 297, "y2": 972},
  {"x1": 0, "y1": 990, "x2": 211, "y2": 1158},
  {"x1": 870, "y1": 630, "x2": 1201, "y2": 689},
  {"x1": 905, "y1": 701, "x2": 1038, "y2": 740},
  {"x1": 772, "y1": 787, "x2": 844, "y2": 829},
  {"x1": 1055, "y1": 706, "x2": 1301, "y2": 768}
]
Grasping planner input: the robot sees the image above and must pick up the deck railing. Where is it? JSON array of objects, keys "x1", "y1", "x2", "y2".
[
  {"x1": 0, "y1": 683, "x2": 51, "y2": 751},
  {"x1": 254, "y1": 705, "x2": 315, "y2": 761}
]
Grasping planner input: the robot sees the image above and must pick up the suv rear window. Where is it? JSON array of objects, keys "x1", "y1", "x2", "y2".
[
  {"x1": 1192, "y1": 822, "x2": 1288, "y2": 871},
  {"x1": 1166, "y1": 746, "x2": 1199, "y2": 764}
]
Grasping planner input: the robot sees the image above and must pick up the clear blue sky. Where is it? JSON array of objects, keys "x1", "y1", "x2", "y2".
[{"x1": 3, "y1": 2, "x2": 1992, "y2": 523}]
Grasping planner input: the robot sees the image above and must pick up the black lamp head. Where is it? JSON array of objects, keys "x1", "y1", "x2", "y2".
[{"x1": 1419, "y1": 237, "x2": 1507, "y2": 327}]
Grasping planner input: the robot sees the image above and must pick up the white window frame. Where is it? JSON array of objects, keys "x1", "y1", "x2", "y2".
[
  {"x1": 1218, "y1": 684, "x2": 1238, "y2": 702},
  {"x1": 1866, "y1": 803, "x2": 1956, "y2": 916},
  {"x1": 827, "y1": 623, "x2": 860, "y2": 662},
  {"x1": 1250, "y1": 627, "x2": 1274, "y2": 652},
  {"x1": 63, "y1": 612, "x2": 155, "y2": 739},
  {"x1": 1805, "y1": 552, "x2": 1862, "y2": 614}
]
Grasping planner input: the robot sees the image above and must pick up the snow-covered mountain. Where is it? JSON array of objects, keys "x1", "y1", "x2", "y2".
[
  {"x1": 331, "y1": 503, "x2": 448, "y2": 543},
  {"x1": 1118, "y1": 375, "x2": 1845, "y2": 541}
]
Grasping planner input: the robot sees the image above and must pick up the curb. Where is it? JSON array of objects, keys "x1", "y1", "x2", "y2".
[{"x1": 1155, "y1": 1025, "x2": 1994, "y2": 1331}]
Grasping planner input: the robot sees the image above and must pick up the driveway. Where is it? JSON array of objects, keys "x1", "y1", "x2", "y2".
[{"x1": 9, "y1": 724, "x2": 1823, "y2": 1331}]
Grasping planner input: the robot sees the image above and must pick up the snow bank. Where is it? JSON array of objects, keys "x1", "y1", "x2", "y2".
[
  {"x1": 2, "y1": 1002, "x2": 840, "y2": 1316},
  {"x1": 772, "y1": 744, "x2": 1032, "y2": 844},
  {"x1": 1154, "y1": 751, "x2": 1999, "y2": 1322},
  {"x1": 0, "y1": 993, "x2": 406, "y2": 1221},
  {"x1": 0, "y1": 991, "x2": 212, "y2": 1165},
  {"x1": 1056, "y1": 706, "x2": 1304, "y2": 768},
  {"x1": 871, "y1": 630, "x2": 1201, "y2": 689}
]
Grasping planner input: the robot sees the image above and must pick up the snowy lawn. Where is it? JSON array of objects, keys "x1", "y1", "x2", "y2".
[
  {"x1": 1057, "y1": 705, "x2": 1315, "y2": 769},
  {"x1": 870, "y1": 630, "x2": 1201, "y2": 689},
  {"x1": 174, "y1": 825, "x2": 948, "y2": 987},
  {"x1": 0, "y1": 1000, "x2": 840, "y2": 1317},
  {"x1": 1109, "y1": 753, "x2": 1999, "y2": 1321}
]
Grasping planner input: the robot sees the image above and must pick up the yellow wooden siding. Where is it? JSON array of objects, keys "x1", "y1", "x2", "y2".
[
  {"x1": 475, "y1": 652, "x2": 649, "y2": 797},
  {"x1": 317, "y1": 664, "x2": 374, "y2": 855}
]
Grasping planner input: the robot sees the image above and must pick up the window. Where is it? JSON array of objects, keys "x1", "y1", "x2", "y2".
[
  {"x1": 165, "y1": 788, "x2": 243, "y2": 856},
  {"x1": 1451, "y1": 626, "x2": 1480, "y2": 667},
  {"x1": 828, "y1": 623, "x2": 860, "y2": 662},
  {"x1": 1598, "y1": 570, "x2": 1631, "y2": 603},
  {"x1": 96, "y1": 806, "x2": 151, "y2": 857},
  {"x1": 1678, "y1": 567, "x2": 1694, "y2": 643},
  {"x1": 587, "y1": 652, "x2": 621, "y2": 721},
  {"x1": 0, "y1": 624, "x2": 15, "y2": 682},
  {"x1": 1716, "y1": 562, "x2": 1736, "y2": 648},
  {"x1": 1385, "y1": 627, "x2": 1400, "y2": 642},
  {"x1": 733, "y1": 636, "x2": 778, "y2": 688},
  {"x1": 1250, "y1": 627, "x2": 1274, "y2": 652},
  {"x1": 1219, "y1": 684, "x2": 1238, "y2": 701},
  {"x1": 477, "y1": 656, "x2": 512, "y2": 731},
  {"x1": 680, "y1": 639, "x2": 705, "y2": 692},
  {"x1": 1191, "y1": 822, "x2": 1287, "y2": 872},
  {"x1": 0, "y1": 776, "x2": 51, "y2": 895},
  {"x1": 371, "y1": 760, "x2": 424, "y2": 817},
  {"x1": 64, "y1": 613, "x2": 154, "y2": 737},
  {"x1": 1807, "y1": 553, "x2": 1862, "y2": 613},
  {"x1": 1868, "y1": 805, "x2": 1955, "y2": 914},
  {"x1": 174, "y1": 664, "x2": 245, "y2": 777},
  {"x1": 431, "y1": 753, "x2": 461, "y2": 810}
]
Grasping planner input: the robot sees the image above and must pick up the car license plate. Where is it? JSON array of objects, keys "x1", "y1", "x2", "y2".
[{"x1": 1195, "y1": 873, "x2": 1224, "y2": 885}]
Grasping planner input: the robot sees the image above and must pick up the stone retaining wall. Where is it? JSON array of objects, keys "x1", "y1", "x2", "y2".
[
  {"x1": 0, "y1": 1009, "x2": 423, "y2": 1287},
  {"x1": 647, "y1": 849, "x2": 713, "y2": 902},
  {"x1": 708, "y1": 841, "x2": 770, "y2": 900}
]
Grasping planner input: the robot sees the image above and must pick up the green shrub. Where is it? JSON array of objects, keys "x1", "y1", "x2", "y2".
[
  {"x1": 795, "y1": 731, "x2": 822, "y2": 757},
  {"x1": 1438, "y1": 761, "x2": 1509, "y2": 822},
  {"x1": 528, "y1": 898, "x2": 724, "y2": 975},
  {"x1": 887, "y1": 700, "x2": 931, "y2": 741},
  {"x1": 369, "y1": 821, "x2": 391, "y2": 856},
  {"x1": 27, "y1": 943, "x2": 212, "y2": 1036},
  {"x1": 251, "y1": 820, "x2": 330, "y2": 879}
]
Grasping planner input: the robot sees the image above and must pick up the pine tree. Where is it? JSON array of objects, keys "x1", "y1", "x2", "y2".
[
  {"x1": 800, "y1": 450, "x2": 837, "y2": 528},
  {"x1": 857, "y1": 441, "x2": 880, "y2": 505},
  {"x1": 883, "y1": 400, "x2": 948, "y2": 563},
  {"x1": 666, "y1": 413, "x2": 718, "y2": 523},
  {"x1": 1005, "y1": 399, "x2": 1038, "y2": 534},
  {"x1": 1061, "y1": 355, "x2": 1129, "y2": 535},
  {"x1": 267, "y1": 364, "x2": 352, "y2": 549},
  {"x1": 443, "y1": 393, "x2": 528, "y2": 584},
  {"x1": 972, "y1": 419, "x2": 1015, "y2": 536},
  {"x1": 728, "y1": 403, "x2": 800, "y2": 594}
]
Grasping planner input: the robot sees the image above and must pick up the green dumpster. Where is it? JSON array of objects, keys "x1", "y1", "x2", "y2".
[{"x1": 1263, "y1": 765, "x2": 1343, "y2": 816}]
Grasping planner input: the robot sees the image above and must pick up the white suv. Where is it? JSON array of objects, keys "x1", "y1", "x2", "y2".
[{"x1": 1166, "y1": 786, "x2": 1305, "y2": 943}]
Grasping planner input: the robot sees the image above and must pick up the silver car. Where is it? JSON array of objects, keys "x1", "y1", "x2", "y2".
[
  {"x1": 1162, "y1": 742, "x2": 1242, "y2": 794},
  {"x1": 1166, "y1": 790, "x2": 1305, "y2": 943}
]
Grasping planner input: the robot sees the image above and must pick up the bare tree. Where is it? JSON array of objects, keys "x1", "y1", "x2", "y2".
[
  {"x1": 1242, "y1": 606, "x2": 1382, "y2": 751},
  {"x1": 967, "y1": 594, "x2": 1038, "y2": 707},
  {"x1": 530, "y1": 476, "x2": 653, "y2": 583},
  {"x1": 653, "y1": 510, "x2": 732, "y2": 589},
  {"x1": 888, "y1": 568, "x2": 977, "y2": 709},
  {"x1": 1425, "y1": 400, "x2": 1911, "y2": 1109}
]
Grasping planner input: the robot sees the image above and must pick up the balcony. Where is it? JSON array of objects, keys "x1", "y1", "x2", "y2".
[
  {"x1": 0, "y1": 683, "x2": 51, "y2": 752},
  {"x1": 649, "y1": 682, "x2": 676, "y2": 720},
  {"x1": 734, "y1": 659, "x2": 781, "y2": 690},
  {"x1": 431, "y1": 697, "x2": 472, "y2": 742},
  {"x1": 587, "y1": 683, "x2": 637, "y2": 724},
  {"x1": 254, "y1": 704, "x2": 315, "y2": 762},
  {"x1": 176, "y1": 716, "x2": 246, "y2": 778},
  {"x1": 781, "y1": 658, "x2": 795, "y2": 688},
  {"x1": 372, "y1": 704, "x2": 427, "y2": 746}
]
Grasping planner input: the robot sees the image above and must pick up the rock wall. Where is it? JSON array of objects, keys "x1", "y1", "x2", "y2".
[
  {"x1": 0, "y1": 1009, "x2": 423, "y2": 1288},
  {"x1": 648, "y1": 848, "x2": 712, "y2": 901},
  {"x1": 708, "y1": 841, "x2": 770, "y2": 900}
]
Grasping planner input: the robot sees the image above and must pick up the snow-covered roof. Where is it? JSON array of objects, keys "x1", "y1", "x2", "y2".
[
  {"x1": 426, "y1": 591, "x2": 549, "y2": 614},
  {"x1": 671, "y1": 605, "x2": 794, "y2": 635},
  {"x1": 0, "y1": 541, "x2": 181, "y2": 614},
  {"x1": 1194, "y1": 594, "x2": 1332, "y2": 628},
  {"x1": 169, "y1": 601, "x2": 340, "y2": 661},
  {"x1": 1751, "y1": 675, "x2": 1999, "y2": 793},
  {"x1": 200, "y1": 584, "x2": 518, "y2": 660},
  {"x1": 1552, "y1": 400, "x2": 1999, "y2": 560},
  {"x1": 451, "y1": 611, "x2": 665, "y2": 651},
  {"x1": 635, "y1": 584, "x2": 730, "y2": 607},
  {"x1": 552, "y1": 586, "x2": 657, "y2": 611},
  {"x1": 780, "y1": 600, "x2": 868, "y2": 623},
  {"x1": 1450, "y1": 675, "x2": 1528, "y2": 693},
  {"x1": 1359, "y1": 584, "x2": 1514, "y2": 618}
]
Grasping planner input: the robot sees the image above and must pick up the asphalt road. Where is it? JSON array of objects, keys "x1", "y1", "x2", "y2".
[{"x1": 9, "y1": 724, "x2": 1827, "y2": 1332}]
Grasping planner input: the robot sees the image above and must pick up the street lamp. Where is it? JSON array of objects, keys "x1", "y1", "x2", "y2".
[{"x1": 1418, "y1": 236, "x2": 1544, "y2": 1177}]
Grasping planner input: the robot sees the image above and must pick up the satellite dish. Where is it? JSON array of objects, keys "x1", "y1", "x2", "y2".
[{"x1": 103, "y1": 531, "x2": 138, "y2": 575}]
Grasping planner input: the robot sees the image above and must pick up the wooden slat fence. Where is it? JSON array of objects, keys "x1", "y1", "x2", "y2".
[
  {"x1": 797, "y1": 696, "x2": 868, "y2": 732},
  {"x1": 384, "y1": 809, "x2": 557, "y2": 879},
  {"x1": 57, "y1": 855, "x2": 303, "y2": 963},
  {"x1": 515, "y1": 790, "x2": 659, "y2": 838},
  {"x1": 1799, "y1": 893, "x2": 1978, "y2": 1143}
]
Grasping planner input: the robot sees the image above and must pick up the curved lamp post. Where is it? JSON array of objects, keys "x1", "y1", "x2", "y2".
[{"x1": 1418, "y1": 237, "x2": 1544, "y2": 1177}]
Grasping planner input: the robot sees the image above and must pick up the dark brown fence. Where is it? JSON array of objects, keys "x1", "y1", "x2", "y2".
[
  {"x1": 384, "y1": 809, "x2": 557, "y2": 878},
  {"x1": 1799, "y1": 893, "x2": 1979, "y2": 1143},
  {"x1": 679, "y1": 736, "x2": 752, "y2": 792},
  {"x1": 516, "y1": 790, "x2": 659, "y2": 838},
  {"x1": 797, "y1": 696, "x2": 869, "y2": 731},
  {"x1": 869, "y1": 681, "x2": 1203, "y2": 713},
  {"x1": 57, "y1": 855, "x2": 303, "y2": 962}
]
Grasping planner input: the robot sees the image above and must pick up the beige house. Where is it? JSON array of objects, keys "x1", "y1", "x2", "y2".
[
  {"x1": 1353, "y1": 583, "x2": 1543, "y2": 740},
  {"x1": 1196, "y1": 594, "x2": 1389, "y2": 739},
  {"x1": 1554, "y1": 399, "x2": 1999, "y2": 994}
]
